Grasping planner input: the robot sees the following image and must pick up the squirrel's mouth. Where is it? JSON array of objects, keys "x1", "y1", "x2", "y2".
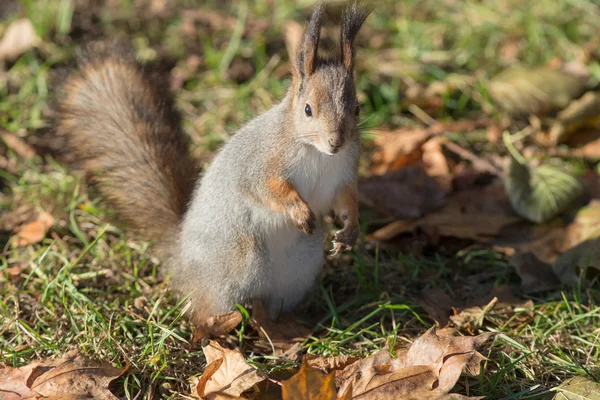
[{"x1": 314, "y1": 141, "x2": 343, "y2": 156}]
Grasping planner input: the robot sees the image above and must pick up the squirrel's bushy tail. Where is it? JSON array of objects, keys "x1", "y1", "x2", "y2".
[{"x1": 57, "y1": 42, "x2": 197, "y2": 247}]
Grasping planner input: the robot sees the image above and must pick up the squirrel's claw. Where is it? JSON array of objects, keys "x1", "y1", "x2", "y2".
[
  {"x1": 331, "y1": 224, "x2": 358, "y2": 256},
  {"x1": 330, "y1": 240, "x2": 350, "y2": 255}
]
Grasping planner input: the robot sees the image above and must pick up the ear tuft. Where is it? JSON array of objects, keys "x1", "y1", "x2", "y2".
[
  {"x1": 340, "y1": 1, "x2": 371, "y2": 71},
  {"x1": 295, "y1": 2, "x2": 325, "y2": 80}
]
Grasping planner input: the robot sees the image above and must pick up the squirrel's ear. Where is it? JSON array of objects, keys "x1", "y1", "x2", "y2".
[
  {"x1": 340, "y1": 1, "x2": 371, "y2": 71},
  {"x1": 294, "y1": 3, "x2": 325, "y2": 80}
]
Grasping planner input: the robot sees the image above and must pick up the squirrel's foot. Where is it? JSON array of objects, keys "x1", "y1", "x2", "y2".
[
  {"x1": 331, "y1": 223, "x2": 359, "y2": 255},
  {"x1": 290, "y1": 203, "x2": 316, "y2": 235}
]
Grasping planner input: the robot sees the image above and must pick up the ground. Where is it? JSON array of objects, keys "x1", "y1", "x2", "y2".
[{"x1": 1, "y1": 0, "x2": 600, "y2": 399}]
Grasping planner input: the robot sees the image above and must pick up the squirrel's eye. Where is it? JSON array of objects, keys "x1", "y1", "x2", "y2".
[
  {"x1": 355, "y1": 103, "x2": 360, "y2": 116},
  {"x1": 305, "y1": 104, "x2": 312, "y2": 117}
]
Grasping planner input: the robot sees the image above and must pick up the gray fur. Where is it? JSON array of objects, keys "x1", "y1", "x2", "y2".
[{"x1": 57, "y1": 3, "x2": 370, "y2": 327}]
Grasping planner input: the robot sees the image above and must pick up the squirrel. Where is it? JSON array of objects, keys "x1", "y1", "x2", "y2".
[{"x1": 56, "y1": 2, "x2": 370, "y2": 328}]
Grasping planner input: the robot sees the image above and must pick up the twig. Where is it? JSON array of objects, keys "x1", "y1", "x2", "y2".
[{"x1": 442, "y1": 139, "x2": 504, "y2": 177}]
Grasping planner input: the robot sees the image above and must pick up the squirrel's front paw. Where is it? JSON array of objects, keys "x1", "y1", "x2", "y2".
[
  {"x1": 290, "y1": 203, "x2": 316, "y2": 235},
  {"x1": 332, "y1": 223, "x2": 359, "y2": 255}
]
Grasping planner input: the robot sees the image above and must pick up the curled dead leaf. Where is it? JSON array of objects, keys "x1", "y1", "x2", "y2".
[
  {"x1": 193, "y1": 311, "x2": 243, "y2": 341},
  {"x1": 195, "y1": 340, "x2": 265, "y2": 398}
]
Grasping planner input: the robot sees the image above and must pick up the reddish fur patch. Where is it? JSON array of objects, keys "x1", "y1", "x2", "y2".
[
  {"x1": 342, "y1": 42, "x2": 353, "y2": 70},
  {"x1": 333, "y1": 183, "x2": 358, "y2": 224}
]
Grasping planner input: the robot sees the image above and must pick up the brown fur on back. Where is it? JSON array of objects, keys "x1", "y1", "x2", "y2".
[{"x1": 57, "y1": 42, "x2": 197, "y2": 246}]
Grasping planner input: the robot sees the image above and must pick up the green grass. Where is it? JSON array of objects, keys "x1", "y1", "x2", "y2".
[{"x1": 2, "y1": 0, "x2": 600, "y2": 398}]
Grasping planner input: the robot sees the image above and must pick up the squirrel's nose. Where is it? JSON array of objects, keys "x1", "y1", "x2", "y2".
[{"x1": 328, "y1": 137, "x2": 343, "y2": 149}]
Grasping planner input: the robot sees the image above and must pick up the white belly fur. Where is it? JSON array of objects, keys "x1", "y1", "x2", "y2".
[{"x1": 262, "y1": 146, "x2": 352, "y2": 313}]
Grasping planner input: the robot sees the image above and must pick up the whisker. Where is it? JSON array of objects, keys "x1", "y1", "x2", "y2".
[{"x1": 357, "y1": 114, "x2": 375, "y2": 127}]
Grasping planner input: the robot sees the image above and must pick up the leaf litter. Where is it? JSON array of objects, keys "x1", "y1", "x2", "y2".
[
  {"x1": 0, "y1": 350, "x2": 124, "y2": 400},
  {"x1": 188, "y1": 327, "x2": 495, "y2": 400},
  {"x1": 335, "y1": 327, "x2": 496, "y2": 400}
]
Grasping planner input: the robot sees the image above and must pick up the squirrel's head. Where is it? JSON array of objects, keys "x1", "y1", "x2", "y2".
[{"x1": 290, "y1": 2, "x2": 370, "y2": 156}]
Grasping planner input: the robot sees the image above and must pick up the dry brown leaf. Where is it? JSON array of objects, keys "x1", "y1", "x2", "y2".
[
  {"x1": 0, "y1": 350, "x2": 123, "y2": 400},
  {"x1": 369, "y1": 128, "x2": 432, "y2": 175},
  {"x1": 416, "y1": 288, "x2": 454, "y2": 327},
  {"x1": 423, "y1": 138, "x2": 452, "y2": 193},
  {"x1": 359, "y1": 166, "x2": 447, "y2": 220},
  {"x1": 197, "y1": 358, "x2": 225, "y2": 398},
  {"x1": 549, "y1": 91, "x2": 600, "y2": 144},
  {"x1": 449, "y1": 287, "x2": 534, "y2": 332},
  {"x1": 369, "y1": 180, "x2": 519, "y2": 243},
  {"x1": 305, "y1": 354, "x2": 360, "y2": 374},
  {"x1": 12, "y1": 212, "x2": 55, "y2": 247},
  {"x1": 369, "y1": 120, "x2": 488, "y2": 177},
  {"x1": 281, "y1": 359, "x2": 338, "y2": 400},
  {"x1": 499, "y1": 198, "x2": 600, "y2": 287},
  {"x1": 336, "y1": 328, "x2": 494, "y2": 399},
  {"x1": 418, "y1": 287, "x2": 534, "y2": 332},
  {"x1": 193, "y1": 311, "x2": 243, "y2": 341},
  {"x1": 509, "y1": 252, "x2": 561, "y2": 294},
  {"x1": 195, "y1": 340, "x2": 264, "y2": 398},
  {"x1": 250, "y1": 301, "x2": 311, "y2": 352},
  {"x1": 0, "y1": 18, "x2": 40, "y2": 62}
]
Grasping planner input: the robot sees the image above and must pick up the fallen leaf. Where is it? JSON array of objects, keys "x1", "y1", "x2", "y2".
[
  {"x1": 368, "y1": 180, "x2": 519, "y2": 244},
  {"x1": 418, "y1": 286, "x2": 534, "y2": 332},
  {"x1": 549, "y1": 92, "x2": 600, "y2": 144},
  {"x1": 0, "y1": 350, "x2": 123, "y2": 400},
  {"x1": 553, "y1": 237, "x2": 600, "y2": 286},
  {"x1": 0, "y1": 18, "x2": 40, "y2": 62},
  {"x1": 193, "y1": 311, "x2": 243, "y2": 341},
  {"x1": 197, "y1": 358, "x2": 224, "y2": 398},
  {"x1": 249, "y1": 301, "x2": 311, "y2": 353},
  {"x1": 509, "y1": 252, "x2": 562, "y2": 293},
  {"x1": 369, "y1": 120, "x2": 489, "y2": 176},
  {"x1": 195, "y1": 340, "x2": 264, "y2": 398},
  {"x1": 488, "y1": 66, "x2": 586, "y2": 116},
  {"x1": 305, "y1": 354, "x2": 360, "y2": 374},
  {"x1": 552, "y1": 376, "x2": 600, "y2": 400},
  {"x1": 12, "y1": 212, "x2": 55, "y2": 247},
  {"x1": 336, "y1": 327, "x2": 495, "y2": 399},
  {"x1": 423, "y1": 138, "x2": 452, "y2": 193},
  {"x1": 278, "y1": 343, "x2": 304, "y2": 363},
  {"x1": 449, "y1": 290, "x2": 534, "y2": 332},
  {"x1": 416, "y1": 288, "x2": 454, "y2": 327},
  {"x1": 561, "y1": 127, "x2": 600, "y2": 161},
  {"x1": 503, "y1": 132, "x2": 584, "y2": 223},
  {"x1": 359, "y1": 166, "x2": 447, "y2": 220},
  {"x1": 282, "y1": 359, "x2": 338, "y2": 400},
  {"x1": 369, "y1": 128, "x2": 432, "y2": 175}
]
